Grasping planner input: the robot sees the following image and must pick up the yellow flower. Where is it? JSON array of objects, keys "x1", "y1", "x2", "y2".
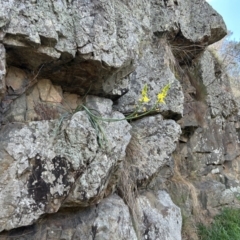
[
  {"x1": 139, "y1": 84, "x2": 150, "y2": 103},
  {"x1": 142, "y1": 96, "x2": 150, "y2": 103},
  {"x1": 157, "y1": 84, "x2": 171, "y2": 104}
]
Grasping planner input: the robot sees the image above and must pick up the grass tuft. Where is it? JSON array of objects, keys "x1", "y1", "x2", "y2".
[{"x1": 197, "y1": 208, "x2": 240, "y2": 240}]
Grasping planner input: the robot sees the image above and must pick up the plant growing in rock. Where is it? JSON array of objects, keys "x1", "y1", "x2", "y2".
[
  {"x1": 82, "y1": 83, "x2": 171, "y2": 147},
  {"x1": 46, "y1": 83, "x2": 171, "y2": 147},
  {"x1": 83, "y1": 83, "x2": 171, "y2": 120}
]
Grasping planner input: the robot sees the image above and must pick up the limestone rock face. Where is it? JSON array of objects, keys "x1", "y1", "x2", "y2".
[
  {"x1": 0, "y1": 96, "x2": 131, "y2": 231},
  {"x1": 64, "y1": 96, "x2": 132, "y2": 207},
  {"x1": 0, "y1": 194, "x2": 137, "y2": 240},
  {"x1": 198, "y1": 51, "x2": 238, "y2": 118},
  {"x1": 0, "y1": 192, "x2": 182, "y2": 240},
  {"x1": 114, "y1": 40, "x2": 185, "y2": 117},
  {"x1": 137, "y1": 191, "x2": 182, "y2": 240},
  {"x1": 128, "y1": 115, "x2": 181, "y2": 186},
  {"x1": 0, "y1": 0, "x2": 233, "y2": 239},
  {"x1": 180, "y1": 50, "x2": 240, "y2": 170},
  {"x1": 0, "y1": 0, "x2": 152, "y2": 97},
  {"x1": 0, "y1": 0, "x2": 226, "y2": 100},
  {"x1": 1, "y1": 75, "x2": 83, "y2": 124},
  {"x1": 152, "y1": 0, "x2": 226, "y2": 44},
  {"x1": 165, "y1": 49, "x2": 240, "y2": 232},
  {"x1": 0, "y1": 44, "x2": 6, "y2": 99}
]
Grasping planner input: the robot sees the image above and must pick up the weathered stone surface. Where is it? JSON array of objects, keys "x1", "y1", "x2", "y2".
[
  {"x1": 198, "y1": 51, "x2": 238, "y2": 118},
  {"x1": 188, "y1": 118, "x2": 240, "y2": 168},
  {"x1": 64, "y1": 96, "x2": 132, "y2": 206},
  {"x1": 1, "y1": 0, "x2": 152, "y2": 97},
  {"x1": 26, "y1": 84, "x2": 42, "y2": 121},
  {"x1": 128, "y1": 114, "x2": 181, "y2": 186},
  {"x1": 4, "y1": 94, "x2": 27, "y2": 122},
  {"x1": 197, "y1": 180, "x2": 235, "y2": 210},
  {"x1": 0, "y1": 96, "x2": 131, "y2": 231},
  {"x1": 0, "y1": 67, "x2": 34, "y2": 117},
  {"x1": 1, "y1": 0, "x2": 150, "y2": 65},
  {"x1": 0, "y1": 192, "x2": 182, "y2": 240},
  {"x1": 114, "y1": 39, "x2": 184, "y2": 117},
  {"x1": 175, "y1": 49, "x2": 240, "y2": 181},
  {"x1": 92, "y1": 194, "x2": 137, "y2": 240},
  {"x1": 37, "y1": 79, "x2": 62, "y2": 103},
  {"x1": 6, "y1": 67, "x2": 28, "y2": 94},
  {"x1": 1, "y1": 78, "x2": 66, "y2": 123},
  {"x1": 163, "y1": 46, "x2": 240, "y2": 238},
  {"x1": 0, "y1": 0, "x2": 226, "y2": 99},
  {"x1": 152, "y1": 0, "x2": 226, "y2": 45},
  {"x1": 179, "y1": 51, "x2": 240, "y2": 178},
  {"x1": 0, "y1": 44, "x2": 6, "y2": 100},
  {"x1": 62, "y1": 92, "x2": 82, "y2": 112},
  {"x1": 0, "y1": 194, "x2": 137, "y2": 240},
  {"x1": 137, "y1": 190, "x2": 182, "y2": 240},
  {"x1": 0, "y1": 0, "x2": 234, "y2": 238},
  {"x1": 0, "y1": 76, "x2": 85, "y2": 123}
]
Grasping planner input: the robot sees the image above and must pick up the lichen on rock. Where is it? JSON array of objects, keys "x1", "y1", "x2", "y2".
[{"x1": 0, "y1": 0, "x2": 238, "y2": 239}]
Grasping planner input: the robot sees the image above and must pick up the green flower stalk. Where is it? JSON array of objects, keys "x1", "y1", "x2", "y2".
[
  {"x1": 81, "y1": 83, "x2": 171, "y2": 147},
  {"x1": 83, "y1": 83, "x2": 171, "y2": 121}
]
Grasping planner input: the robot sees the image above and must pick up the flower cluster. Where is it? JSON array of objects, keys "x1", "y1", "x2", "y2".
[
  {"x1": 139, "y1": 83, "x2": 171, "y2": 105},
  {"x1": 139, "y1": 84, "x2": 150, "y2": 103},
  {"x1": 82, "y1": 83, "x2": 171, "y2": 147},
  {"x1": 157, "y1": 83, "x2": 171, "y2": 104}
]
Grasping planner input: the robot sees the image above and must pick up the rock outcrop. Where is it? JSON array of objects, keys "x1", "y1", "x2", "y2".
[
  {"x1": 0, "y1": 192, "x2": 182, "y2": 240},
  {"x1": 0, "y1": 96, "x2": 131, "y2": 231},
  {"x1": 156, "y1": 49, "x2": 240, "y2": 239},
  {"x1": 1, "y1": 0, "x2": 238, "y2": 240}
]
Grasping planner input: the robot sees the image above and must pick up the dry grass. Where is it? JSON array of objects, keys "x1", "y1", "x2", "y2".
[
  {"x1": 171, "y1": 44, "x2": 205, "y2": 66},
  {"x1": 118, "y1": 163, "x2": 141, "y2": 238},
  {"x1": 117, "y1": 135, "x2": 145, "y2": 239},
  {"x1": 171, "y1": 152, "x2": 205, "y2": 240}
]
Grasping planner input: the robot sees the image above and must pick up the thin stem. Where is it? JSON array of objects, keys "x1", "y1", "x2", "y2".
[{"x1": 82, "y1": 103, "x2": 159, "y2": 122}]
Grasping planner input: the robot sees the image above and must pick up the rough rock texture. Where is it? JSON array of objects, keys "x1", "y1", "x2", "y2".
[
  {"x1": 127, "y1": 114, "x2": 181, "y2": 186},
  {"x1": 114, "y1": 39, "x2": 184, "y2": 117},
  {"x1": 199, "y1": 51, "x2": 238, "y2": 118},
  {"x1": 152, "y1": 0, "x2": 226, "y2": 44},
  {"x1": 0, "y1": 96, "x2": 131, "y2": 231},
  {"x1": 64, "y1": 96, "x2": 132, "y2": 207},
  {"x1": 0, "y1": 0, "x2": 226, "y2": 100},
  {"x1": 1, "y1": 75, "x2": 84, "y2": 123},
  {"x1": 0, "y1": 192, "x2": 182, "y2": 240},
  {"x1": 0, "y1": 0, "x2": 235, "y2": 239},
  {"x1": 0, "y1": 44, "x2": 5, "y2": 99},
  {"x1": 164, "y1": 50, "x2": 240, "y2": 236},
  {"x1": 0, "y1": 194, "x2": 138, "y2": 240},
  {"x1": 0, "y1": 0, "x2": 151, "y2": 98},
  {"x1": 137, "y1": 190, "x2": 182, "y2": 240}
]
